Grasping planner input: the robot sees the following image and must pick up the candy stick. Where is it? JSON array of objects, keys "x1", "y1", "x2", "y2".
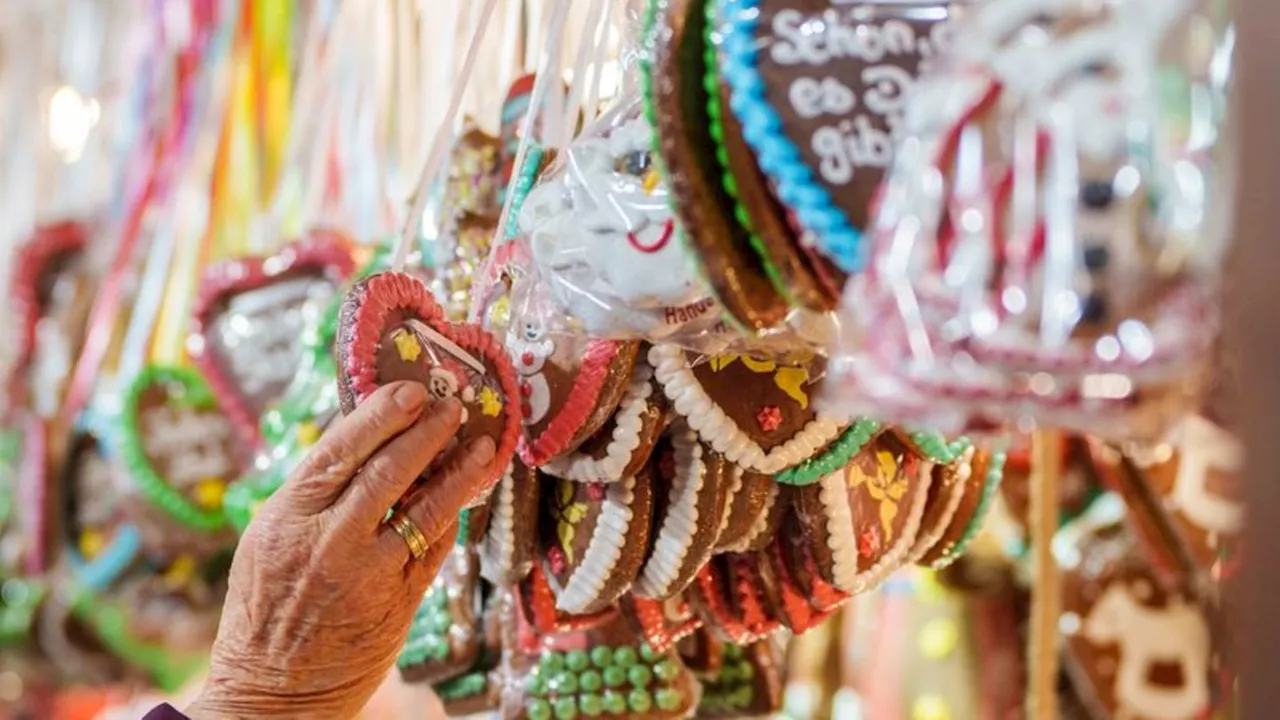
[
  {"x1": 390, "y1": 0, "x2": 501, "y2": 272},
  {"x1": 1027, "y1": 427, "x2": 1063, "y2": 720}
]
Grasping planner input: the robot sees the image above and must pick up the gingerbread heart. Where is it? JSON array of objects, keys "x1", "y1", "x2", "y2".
[
  {"x1": 337, "y1": 271, "x2": 521, "y2": 501},
  {"x1": 719, "y1": 0, "x2": 960, "y2": 272},
  {"x1": 541, "y1": 468, "x2": 655, "y2": 615},
  {"x1": 763, "y1": 514, "x2": 849, "y2": 633},
  {"x1": 713, "y1": 466, "x2": 784, "y2": 553},
  {"x1": 649, "y1": 344, "x2": 846, "y2": 475},
  {"x1": 431, "y1": 586, "x2": 505, "y2": 716},
  {"x1": 516, "y1": 564, "x2": 617, "y2": 639},
  {"x1": 792, "y1": 429, "x2": 934, "y2": 594},
  {"x1": 635, "y1": 423, "x2": 734, "y2": 599},
  {"x1": 479, "y1": 460, "x2": 540, "y2": 586},
  {"x1": 914, "y1": 447, "x2": 1006, "y2": 569},
  {"x1": 190, "y1": 234, "x2": 355, "y2": 444},
  {"x1": 685, "y1": 553, "x2": 780, "y2": 645},
  {"x1": 505, "y1": 293, "x2": 640, "y2": 466},
  {"x1": 542, "y1": 360, "x2": 669, "y2": 483},
  {"x1": 117, "y1": 365, "x2": 244, "y2": 559},
  {"x1": 61, "y1": 414, "x2": 141, "y2": 592}
]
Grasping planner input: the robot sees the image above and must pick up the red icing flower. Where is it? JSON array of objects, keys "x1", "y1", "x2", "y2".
[
  {"x1": 586, "y1": 483, "x2": 606, "y2": 501},
  {"x1": 547, "y1": 546, "x2": 568, "y2": 574},
  {"x1": 756, "y1": 406, "x2": 783, "y2": 433},
  {"x1": 858, "y1": 528, "x2": 881, "y2": 559}
]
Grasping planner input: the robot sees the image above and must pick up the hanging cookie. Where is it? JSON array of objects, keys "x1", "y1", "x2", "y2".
[
  {"x1": 695, "y1": 638, "x2": 785, "y2": 718},
  {"x1": 190, "y1": 234, "x2": 355, "y2": 444},
  {"x1": 649, "y1": 344, "x2": 846, "y2": 475},
  {"x1": 337, "y1": 271, "x2": 521, "y2": 502},
  {"x1": 913, "y1": 446, "x2": 1006, "y2": 569},
  {"x1": 60, "y1": 412, "x2": 140, "y2": 594},
  {"x1": 621, "y1": 593, "x2": 703, "y2": 654},
  {"x1": 398, "y1": 544, "x2": 484, "y2": 685},
  {"x1": 713, "y1": 467, "x2": 784, "y2": 553},
  {"x1": 433, "y1": 586, "x2": 506, "y2": 716},
  {"x1": 634, "y1": 424, "x2": 734, "y2": 599},
  {"x1": 685, "y1": 553, "x2": 780, "y2": 644},
  {"x1": 757, "y1": 516, "x2": 849, "y2": 634},
  {"x1": 792, "y1": 429, "x2": 935, "y2": 594},
  {"x1": 542, "y1": 360, "x2": 668, "y2": 484},
  {"x1": 480, "y1": 460, "x2": 540, "y2": 587},
  {"x1": 643, "y1": 0, "x2": 789, "y2": 331},
  {"x1": 540, "y1": 467, "x2": 656, "y2": 616},
  {"x1": 505, "y1": 285, "x2": 641, "y2": 466},
  {"x1": 117, "y1": 366, "x2": 244, "y2": 561},
  {"x1": 516, "y1": 564, "x2": 618, "y2": 638}
]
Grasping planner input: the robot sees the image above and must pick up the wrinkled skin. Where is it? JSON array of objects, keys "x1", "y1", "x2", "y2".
[{"x1": 188, "y1": 382, "x2": 496, "y2": 719}]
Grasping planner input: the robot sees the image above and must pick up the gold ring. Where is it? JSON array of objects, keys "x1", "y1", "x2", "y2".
[{"x1": 387, "y1": 509, "x2": 429, "y2": 561}]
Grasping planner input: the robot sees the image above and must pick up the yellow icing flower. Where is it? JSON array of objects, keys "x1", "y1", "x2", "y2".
[
  {"x1": 79, "y1": 529, "x2": 105, "y2": 560},
  {"x1": 193, "y1": 478, "x2": 226, "y2": 510},
  {"x1": 392, "y1": 329, "x2": 422, "y2": 362},
  {"x1": 479, "y1": 386, "x2": 503, "y2": 417},
  {"x1": 164, "y1": 555, "x2": 196, "y2": 591},
  {"x1": 847, "y1": 450, "x2": 906, "y2": 537},
  {"x1": 549, "y1": 480, "x2": 589, "y2": 564},
  {"x1": 296, "y1": 421, "x2": 321, "y2": 446},
  {"x1": 774, "y1": 366, "x2": 810, "y2": 409}
]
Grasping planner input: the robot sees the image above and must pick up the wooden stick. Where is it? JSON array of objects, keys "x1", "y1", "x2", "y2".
[{"x1": 1027, "y1": 427, "x2": 1062, "y2": 720}]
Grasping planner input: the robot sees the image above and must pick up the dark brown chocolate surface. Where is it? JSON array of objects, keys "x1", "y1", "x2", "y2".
[
  {"x1": 207, "y1": 272, "x2": 337, "y2": 417},
  {"x1": 756, "y1": 0, "x2": 959, "y2": 233},
  {"x1": 918, "y1": 449, "x2": 995, "y2": 566},
  {"x1": 571, "y1": 379, "x2": 668, "y2": 478},
  {"x1": 714, "y1": 468, "x2": 779, "y2": 552},
  {"x1": 688, "y1": 350, "x2": 824, "y2": 450},
  {"x1": 651, "y1": 0, "x2": 787, "y2": 330},
  {"x1": 375, "y1": 313, "x2": 510, "y2": 448}
]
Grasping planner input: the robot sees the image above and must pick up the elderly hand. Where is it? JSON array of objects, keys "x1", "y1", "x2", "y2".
[{"x1": 186, "y1": 382, "x2": 496, "y2": 719}]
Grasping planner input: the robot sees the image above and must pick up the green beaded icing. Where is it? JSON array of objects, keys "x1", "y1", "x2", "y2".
[
  {"x1": 580, "y1": 669, "x2": 603, "y2": 693},
  {"x1": 566, "y1": 649, "x2": 591, "y2": 672},
  {"x1": 930, "y1": 451, "x2": 1008, "y2": 569},
  {"x1": 0, "y1": 577, "x2": 44, "y2": 647},
  {"x1": 68, "y1": 583, "x2": 206, "y2": 691},
  {"x1": 435, "y1": 672, "x2": 487, "y2": 701},
  {"x1": 529, "y1": 699, "x2": 553, "y2": 720},
  {"x1": 627, "y1": 664, "x2": 653, "y2": 688},
  {"x1": 628, "y1": 689, "x2": 654, "y2": 713},
  {"x1": 505, "y1": 145, "x2": 546, "y2": 240},
  {"x1": 603, "y1": 665, "x2": 628, "y2": 688},
  {"x1": 656, "y1": 688, "x2": 683, "y2": 712},
  {"x1": 699, "y1": 646, "x2": 756, "y2": 712},
  {"x1": 654, "y1": 659, "x2": 680, "y2": 682},
  {"x1": 639, "y1": 642, "x2": 660, "y2": 664},
  {"x1": 603, "y1": 690, "x2": 627, "y2": 715},
  {"x1": 775, "y1": 418, "x2": 882, "y2": 486},
  {"x1": 118, "y1": 365, "x2": 230, "y2": 533},
  {"x1": 543, "y1": 650, "x2": 566, "y2": 674},
  {"x1": 701, "y1": 0, "x2": 797, "y2": 305},
  {"x1": 397, "y1": 588, "x2": 452, "y2": 668},
  {"x1": 907, "y1": 430, "x2": 974, "y2": 464},
  {"x1": 552, "y1": 672, "x2": 579, "y2": 695},
  {"x1": 530, "y1": 643, "x2": 686, "y2": 719},
  {"x1": 613, "y1": 646, "x2": 638, "y2": 668},
  {"x1": 591, "y1": 646, "x2": 614, "y2": 668},
  {"x1": 580, "y1": 693, "x2": 604, "y2": 717},
  {"x1": 554, "y1": 696, "x2": 579, "y2": 720}
]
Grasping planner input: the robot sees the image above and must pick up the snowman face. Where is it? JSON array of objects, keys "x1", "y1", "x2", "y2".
[{"x1": 520, "y1": 318, "x2": 546, "y2": 344}]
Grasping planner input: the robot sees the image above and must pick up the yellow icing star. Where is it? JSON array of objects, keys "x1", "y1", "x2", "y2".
[
  {"x1": 911, "y1": 695, "x2": 951, "y2": 720},
  {"x1": 479, "y1": 386, "x2": 503, "y2": 417},
  {"x1": 919, "y1": 618, "x2": 959, "y2": 660},
  {"x1": 164, "y1": 555, "x2": 196, "y2": 591},
  {"x1": 392, "y1": 329, "x2": 422, "y2": 362},
  {"x1": 774, "y1": 366, "x2": 810, "y2": 409},
  {"x1": 79, "y1": 530, "x2": 105, "y2": 560},
  {"x1": 296, "y1": 421, "x2": 321, "y2": 446},
  {"x1": 194, "y1": 478, "x2": 226, "y2": 510}
]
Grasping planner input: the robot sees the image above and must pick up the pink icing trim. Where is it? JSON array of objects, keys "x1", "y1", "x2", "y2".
[
  {"x1": 518, "y1": 340, "x2": 626, "y2": 467},
  {"x1": 340, "y1": 271, "x2": 521, "y2": 500},
  {"x1": 190, "y1": 233, "x2": 356, "y2": 446},
  {"x1": 688, "y1": 562, "x2": 754, "y2": 644},
  {"x1": 728, "y1": 553, "x2": 780, "y2": 638},
  {"x1": 629, "y1": 595, "x2": 701, "y2": 653}
]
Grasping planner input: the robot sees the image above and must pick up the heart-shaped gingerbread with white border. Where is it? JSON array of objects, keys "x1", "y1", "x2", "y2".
[{"x1": 337, "y1": 271, "x2": 521, "y2": 503}]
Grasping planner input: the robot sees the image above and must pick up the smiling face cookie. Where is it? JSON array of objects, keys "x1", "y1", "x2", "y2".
[{"x1": 338, "y1": 271, "x2": 521, "y2": 502}]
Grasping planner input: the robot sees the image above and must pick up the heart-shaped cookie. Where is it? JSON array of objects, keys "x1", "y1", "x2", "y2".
[
  {"x1": 719, "y1": 0, "x2": 960, "y2": 272},
  {"x1": 337, "y1": 271, "x2": 521, "y2": 501},
  {"x1": 685, "y1": 553, "x2": 780, "y2": 645},
  {"x1": 713, "y1": 467, "x2": 784, "y2": 553},
  {"x1": 792, "y1": 429, "x2": 934, "y2": 594},
  {"x1": 505, "y1": 293, "x2": 640, "y2": 466},
  {"x1": 763, "y1": 514, "x2": 849, "y2": 633},
  {"x1": 60, "y1": 414, "x2": 141, "y2": 592},
  {"x1": 649, "y1": 344, "x2": 846, "y2": 475},
  {"x1": 541, "y1": 468, "x2": 655, "y2": 615},
  {"x1": 479, "y1": 460, "x2": 539, "y2": 586},
  {"x1": 913, "y1": 447, "x2": 1006, "y2": 569},
  {"x1": 190, "y1": 234, "x2": 355, "y2": 444},
  {"x1": 516, "y1": 564, "x2": 618, "y2": 639},
  {"x1": 634, "y1": 423, "x2": 734, "y2": 599},
  {"x1": 542, "y1": 360, "x2": 669, "y2": 483},
  {"x1": 117, "y1": 365, "x2": 244, "y2": 558}
]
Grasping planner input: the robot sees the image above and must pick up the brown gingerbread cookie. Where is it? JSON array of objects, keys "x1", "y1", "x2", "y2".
[
  {"x1": 913, "y1": 447, "x2": 1006, "y2": 569},
  {"x1": 480, "y1": 460, "x2": 540, "y2": 587},
  {"x1": 695, "y1": 638, "x2": 786, "y2": 718},
  {"x1": 542, "y1": 359, "x2": 669, "y2": 483},
  {"x1": 398, "y1": 544, "x2": 484, "y2": 685},
  {"x1": 337, "y1": 271, "x2": 521, "y2": 503},
  {"x1": 762, "y1": 512, "x2": 850, "y2": 634},
  {"x1": 644, "y1": 0, "x2": 788, "y2": 331},
  {"x1": 649, "y1": 345, "x2": 846, "y2": 475},
  {"x1": 433, "y1": 584, "x2": 507, "y2": 716},
  {"x1": 685, "y1": 553, "x2": 780, "y2": 645},
  {"x1": 541, "y1": 467, "x2": 656, "y2": 616},
  {"x1": 634, "y1": 424, "x2": 734, "y2": 600},
  {"x1": 714, "y1": 467, "x2": 783, "y2": 553},
  {"x1": 792, "y1": 429, "x2": 934, "y2": 595}
]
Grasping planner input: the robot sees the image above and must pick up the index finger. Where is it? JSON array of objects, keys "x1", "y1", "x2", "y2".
[{"x1": 279, "y1": 382, "x2": 429, "y2": 514}]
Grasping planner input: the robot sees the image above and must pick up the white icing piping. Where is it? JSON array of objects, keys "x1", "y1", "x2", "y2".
[
  {"x1": 906, "y1": 446, "x2": 975, "y2": 564},
  {"x1": 724, "y1": 482, "x2": 780, "y2": 554},
  {"x1": 850, "y1": 460, "x2": 936, "y2": 594},
  {"x1": 556, "y1": 476, "x2": 637, "y2": 614},
  {"x1": 716, "y1": 465, "x2": 746, "y2": 541},
  {"x1": 821, "y1": 471, "x2": 860, "y2": 593},
  {"x1": 542, "y1": 362, "x2": 655, "y2": 483},
  {"x1": 479, "y1": 463, "x2": 516, "y2": 584},
  {"x1": 648, "y1": 344, "x2": 847, "y2": 474},
  {"x1": 634, "y1": 423, "x2": 704, "y2": 598},
  {"x1": 405, "y1": 318, "x2": 487, "y2": 375}
]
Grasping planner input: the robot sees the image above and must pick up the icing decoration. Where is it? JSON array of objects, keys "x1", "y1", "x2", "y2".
[
  {"x1": 542, "y1": 362, "x2": 666, "y2": 484},
  {"x1": 61, "y1": 418, "x2": 141, "y2": 593},
  {"x1": 719, "y1": 0, "x2": 956, "y2": 271},
  {"x1": 621, "y1": 594, "x2": 702, "y2": 654},
  {"x1": 434, "y1": 213, "x2": 500, "y2": 322},
  {"x1": 118, "y1": 365, "x2": 243, "y2": 534},
  {"x1": 696, "y1": 640, "x2": 785, "y2": 718},
  {"x1": 756, "y1": 406, "x2": 782, "y2": 433},
  {"x1": 774, "y1": 417, "x2": 882, "y2": 486},
  {"x1": 650, "y1": 344, "x2": 846, "y2": 475},
  {"x1": 479, "y1": 461, "x2": 538, "y2": 586},
  {"x1": 715, "y1": 467, "x2": 783, "y2": 553},
  {"x1": 337, "y1": 271, "x2": 521, "y2": 501},
  {"x1": 922, "y1": 450, "x2": 1007, "y2": 569},
  {"x1": 635, "y1": 425, "x2": 732, "y2": 599},
  {"x1": 517, "y1": 565, "x2": 617, "y2": 638},
  {"x1": 189, "y1": 234, "x2": 354, "y2": 444}
]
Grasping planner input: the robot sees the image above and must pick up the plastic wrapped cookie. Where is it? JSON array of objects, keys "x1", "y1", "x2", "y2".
[{"x1": 825, "y1": 0, "x2": 1233, "y2": 441}]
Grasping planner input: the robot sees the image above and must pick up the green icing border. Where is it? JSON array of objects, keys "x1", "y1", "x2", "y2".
[
  {"x1": 118, "y1": 365, "x2": 230, "y2": 533},
  {"x1": 436, "y1": 671, "x2": 489, "y2": 702},
  {"x1": 701, "y1": 0, "x2": 794, "y2": 305},
  {"x1": 929, "y1": 451, "x2": 1007, "y2": 569},
  {"x1": 773, "y1": 418, "x2": 881, "y2": 486}
]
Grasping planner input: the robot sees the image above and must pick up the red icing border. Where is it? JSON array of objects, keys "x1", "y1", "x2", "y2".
[
  {"x1": 518, "y1": 339, "x2": 626, "y2": 467},
  {"x1": 517, "y1": 565, "x2": 615, "y2": 649},
  {"x1": 338, "y1": 271, "x2": 521, "y2": 501},
  {"x1": 627, "y1": 595, "x2": 702, "y2": 653},
  {"x1": 764, "y1": 538, "x2": 847, "y2": 634},
  {"x1": 5, "y1": 221, "x2": 88, "y2": 418},
  {"x1": 688, "y1": 562, "x2": 755, "y2": 644},
  {"x1": 727, "y1": 553, "x2": 780, "y2": 638},
  {"x1": 190, "y1": 233, "x2": 356, "y2": 445}
]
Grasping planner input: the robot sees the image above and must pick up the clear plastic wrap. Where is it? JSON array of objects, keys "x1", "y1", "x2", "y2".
[{"x1": 823, "y1": 0, "x2": 1233, "y2": 441}]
